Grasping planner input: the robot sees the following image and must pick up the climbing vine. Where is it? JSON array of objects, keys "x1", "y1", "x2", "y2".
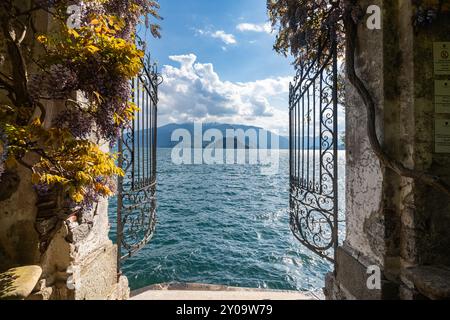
[
  {"x1": 0, "y1": 1, "x2": 161, "y2": 213},
  {"x1": 268, "y1": 0, "x2": 450, "y2": 196}
]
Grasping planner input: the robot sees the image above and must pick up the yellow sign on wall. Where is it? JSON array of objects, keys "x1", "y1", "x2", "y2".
[{"x1": 434, "y1": 42, "x2": 450, "y2": 75}]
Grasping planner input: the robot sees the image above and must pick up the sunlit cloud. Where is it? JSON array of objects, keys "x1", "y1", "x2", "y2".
[
  {"x1": 158, "y1": 54, "x2": 291, "y2": 133},
  {"x1": 236, "y1": 22, "x2": 272, "y2": 34},
  {"x1": 210, "y1": 30, "x2": 237, "y2": 45},
  {"x1": 196, "y1": 29, "x2": 237, "y2": 45}
]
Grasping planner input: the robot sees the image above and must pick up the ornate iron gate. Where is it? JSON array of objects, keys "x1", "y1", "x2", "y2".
[
  {"x1": 117, "y1": 57, "x2": 161, "y2": 269},
  {"x1": 289, "y1": 27, "x2": 339, "y2": 263}
]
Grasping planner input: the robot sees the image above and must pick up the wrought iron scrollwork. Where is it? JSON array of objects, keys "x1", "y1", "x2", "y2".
[
  {"x1": 289, "y1": 26, "x2": 339, "y2": 263},
  {"x1": 117, "y1": 56, "x2": 161, "y2": 265}
]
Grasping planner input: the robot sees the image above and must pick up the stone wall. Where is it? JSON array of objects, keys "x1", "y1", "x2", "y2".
[
  {"x1": 0, "y1": 4, "x2": 129, "y2": 300},
  {"x1": 0, "y1": 0, "x2": 42, "y2": 273},
  {"x1": 0, "y1": 165, "x2": 40, "y2": 272},
  {"x1": 326, "y1": 0, "x2": 450, "y2": 300}
]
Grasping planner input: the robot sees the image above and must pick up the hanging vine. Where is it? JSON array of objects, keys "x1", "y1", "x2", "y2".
[
  {"x1": 268, "y1": 0, "x2": 450, "y2": 196},
  {"x1": 0, "y1": 1, "x2": 161, "y2": 229}
]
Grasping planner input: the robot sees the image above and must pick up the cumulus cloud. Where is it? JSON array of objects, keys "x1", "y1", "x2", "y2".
[
  {"x1": 197, "y1": 29, "x2": 237, "y2": 45},
  {"x1": 210, "y1": 30, "x2": 237, "y2": 45},
  {"x1": 158, "y1": 54, "x2": 290, "y2": 131},
  {"x1": 236, "y1": 23, "x2": 272, "y2": 34}
]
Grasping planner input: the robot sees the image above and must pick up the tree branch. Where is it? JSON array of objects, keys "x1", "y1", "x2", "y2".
[
  {"x1": 0, "y1": 13, "x2": 32, "y2": 111},
  {"x1": 0, "y1": 75, "x2": 14, "y2": 93},
  {"x1": 0, "y1": 70, "x2": 13, "y2": 82}
]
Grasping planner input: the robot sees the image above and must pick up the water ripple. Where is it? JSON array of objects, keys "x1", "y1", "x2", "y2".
[{"x1": 110, "y1": 149, "x2": 345, "y2": 291}]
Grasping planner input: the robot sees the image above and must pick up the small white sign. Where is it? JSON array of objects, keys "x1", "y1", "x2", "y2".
[
  {"x1": 435, "y1": 119, "x2": 450, "y2": 153},
  {"x1": 434, "y1": 42, "x2": 450, "y2": 75},
  {"x1": 435, "y1": 80, "x2": 450, "y2": 114}
]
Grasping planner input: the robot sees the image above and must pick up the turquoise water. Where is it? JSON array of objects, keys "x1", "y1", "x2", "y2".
[{"x1": 109, "y1": 149, "x2": 345, "y2": 291}]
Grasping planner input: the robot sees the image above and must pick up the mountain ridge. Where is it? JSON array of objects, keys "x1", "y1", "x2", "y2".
[{"x1": 156, "y1": 123, "x2": 344, "y2": 150}]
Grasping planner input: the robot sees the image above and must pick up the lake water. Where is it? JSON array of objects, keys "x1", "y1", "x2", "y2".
[{"x1": 109, "y1": 149, "x2": 346, "y2": 292}]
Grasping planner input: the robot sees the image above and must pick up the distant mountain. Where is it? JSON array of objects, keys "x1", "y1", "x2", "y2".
[
  {"x1": 154, "y1": 123, "x2": 344, "y2": 150},
  {"x1": 157, "y1": 123, "x2": 290, "y2": 149}
]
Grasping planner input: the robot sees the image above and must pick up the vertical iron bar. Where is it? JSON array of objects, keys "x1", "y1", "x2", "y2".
[
  {"x1": 152, "y1": 74, "x2": 158, "y2": 183},
  {"x1": 136, "y1": 79, "x2": 140, "y2": 187},
  {"x1": 307, "y1": 87, "x2": 310, "y2": 188},
  {"x1": 289, "y1": 89, "x2": 292, "y2": 184},
  {"x1": 294, "y1": 96, "x2": 297, "y2": 181},
  {"x1": 117, "y1": 133, "x2": 124, "y2": 277},
  {"x1": 301, "y1": 91, "x2": 305, "y2": 186},
  {"x1": 319, "y1": 71, "x2": 323, "y2": 194},
  {"x1": 142, "y1": 79, "x2": 145, "y2": 184},
  {"x1": 332, "y1": 34, "x2": 339, "y2": 263},
  {"x1": 131, "y1": 78, "x2": 135, "y2": 190},
  {"x1": 313, "y1": 79, "x2": 316, "y2": 191},
  {"x1": 147, "y1": 86, "x2": 151, "y2": 184},
  {"x1": 295, "y1": 99, "x2": 302, "y2": 186}
]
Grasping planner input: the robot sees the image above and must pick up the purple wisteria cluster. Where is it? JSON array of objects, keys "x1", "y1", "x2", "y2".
[
  {"x1": 94, "y1": 76, "x2": 132, "y2": 142},
  {"x1": 30, "y1": 1, "x2": 149, "y2": 143},
  {"x1": 33, "y1": 183, "x2": 51, "y2": 197},
  {"x1": 31, "y1": 60, "x2": 133, "y2": 144},
  {"x1": 105, "y1": 0, "x2": 161, "y2": 39},
  {"x1": 53, "y1": 108, "x2": 95, "y2": 139}
]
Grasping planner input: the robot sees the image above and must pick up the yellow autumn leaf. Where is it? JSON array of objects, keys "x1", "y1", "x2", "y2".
[
  {"x1": 31, "y1": 118, "x2": 42, "y2": 127},
  {"x1": 37, "y1": 35, "x2": 48, "y2": 43},
  {"x1": 90, "y1": 18, "x2": 100, "y2": 26},
  {"x1": 93, "y1": 91, "x2": 103, "y2": 103},
  {"x1": 86, "y1": 45, "x2": 100, "y2": 54},
  {"x1": 72, "y1": 193, "x2": 84, "y2": 203},
  {"x1": 68, "y1": 29, "x2": 80, "y2": 38}
]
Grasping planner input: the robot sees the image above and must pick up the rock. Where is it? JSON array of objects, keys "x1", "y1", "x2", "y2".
[
  {"x1": 405, "y1": 266, "x2": 450, "y2": 300},
  {"x1": 0, "y1": 265, "x2": 42, "y2": 300}
]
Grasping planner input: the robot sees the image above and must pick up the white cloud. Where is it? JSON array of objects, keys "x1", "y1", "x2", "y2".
[
  {"x1": 196, "y1": 29, "x2": 237, "y2": 45},
  {"x1": 210, "y1": 30, "x2": 236, "y2": 45},
  {"x1": 236, "y1": 23, "x2": 272, "y2": 34},
  {"x1": 159, "y1": 54, "x2": 290, "y2": 132}
]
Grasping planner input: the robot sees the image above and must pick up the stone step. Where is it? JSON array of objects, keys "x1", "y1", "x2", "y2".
[
  {"x1": 130, "y1": 282, "x2": 321, "y2": 300},
  {"x1": 0, "y1": 265, "x2": 42, "y2": 300},
  {"x1": 404, "y1": 266, "x2": 450, "y2": 300}
]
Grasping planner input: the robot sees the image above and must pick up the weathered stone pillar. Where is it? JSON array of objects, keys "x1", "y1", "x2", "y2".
[{"x1": 325, "y1": 0, "x2": 450, "y2": 300}]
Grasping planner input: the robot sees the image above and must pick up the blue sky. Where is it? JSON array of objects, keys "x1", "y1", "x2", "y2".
[
  {"x1": 138, "y1": 0, "x2": 295, "y2": 134},
  {"x1": 142, "y1": 0, "x2": 293, "y2": 82}
]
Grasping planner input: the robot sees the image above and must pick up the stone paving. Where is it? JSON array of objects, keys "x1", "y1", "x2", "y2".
[{"x1": 130, "y1": 282, "x2": 321, "y2": 300}]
